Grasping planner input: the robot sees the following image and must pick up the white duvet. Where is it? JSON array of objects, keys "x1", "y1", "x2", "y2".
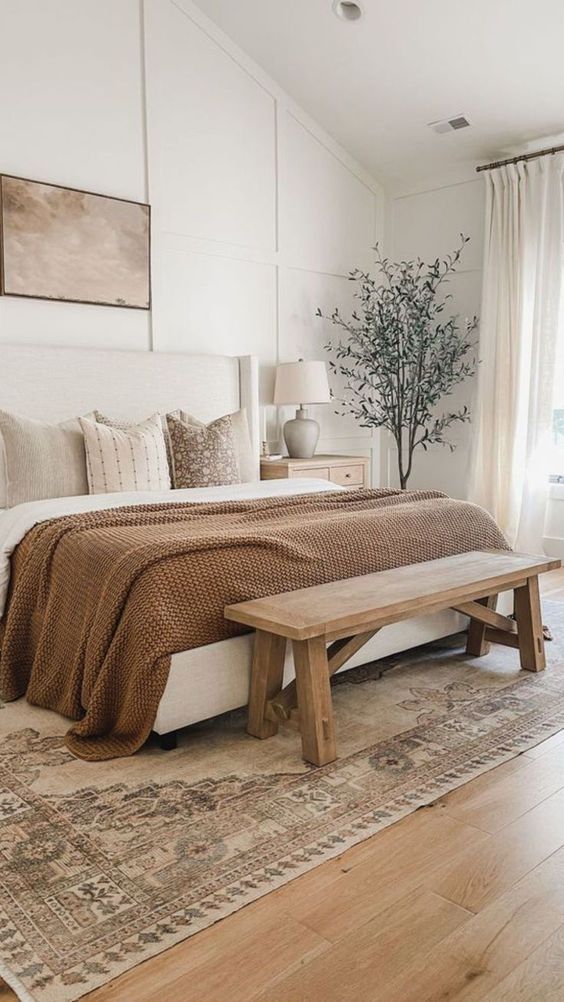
[{"x1": 0, "y1": 478, "x2": 342, "y2": 617}]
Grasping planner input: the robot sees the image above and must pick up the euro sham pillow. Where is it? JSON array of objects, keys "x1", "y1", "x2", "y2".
[
  {"x1": 175, "y1": 408, "x2": 255, "y2": 483},
  {"x1": 80, "y1": 413, "x2": 171, "y2": 494},
  {"x1": 166, "y1": 413, "x2": 240, "y2": 488},
  {"x1": 0, "y1": 411, "x2": 88, "y2": 507}
]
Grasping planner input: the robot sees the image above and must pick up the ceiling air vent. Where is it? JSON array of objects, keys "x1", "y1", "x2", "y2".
[{"x1": 428, "y1": 115, "x2": 471, "y2": 135}]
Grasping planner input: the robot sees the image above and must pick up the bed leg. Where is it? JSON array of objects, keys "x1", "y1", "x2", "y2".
[{"x1": 159, "y1": 730, "x2": 178, "y2": 751}]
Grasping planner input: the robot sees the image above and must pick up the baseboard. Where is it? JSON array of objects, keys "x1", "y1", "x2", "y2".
[{"x1": 543, "y1": 536, "x2": 564, "y2": 559}]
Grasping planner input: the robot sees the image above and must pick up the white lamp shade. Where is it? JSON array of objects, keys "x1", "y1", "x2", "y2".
[{"x1": 273, "y1": 360, "x2": 331, "y2": 405}]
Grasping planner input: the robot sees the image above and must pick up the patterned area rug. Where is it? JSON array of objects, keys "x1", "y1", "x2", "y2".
[{"x1": 2, "y1": 603, "x2": 564, "y2": 1002}]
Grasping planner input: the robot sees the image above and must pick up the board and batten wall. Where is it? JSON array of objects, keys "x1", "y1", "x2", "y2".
[{"x1": 0, "y1": 0, "x2": 384, "y2": 479}]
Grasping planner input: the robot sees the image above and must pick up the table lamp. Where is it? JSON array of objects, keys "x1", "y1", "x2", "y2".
[{"x1": 273, "y1": 359, "x2": 331, "y2": 459}]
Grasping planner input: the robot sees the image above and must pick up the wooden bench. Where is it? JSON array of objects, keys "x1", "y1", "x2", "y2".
[{"x1": 225, "y1": 550, "x2": 561, "y2": 767}]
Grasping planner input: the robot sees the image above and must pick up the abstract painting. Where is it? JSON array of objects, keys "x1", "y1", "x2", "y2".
[{"x1": 0, "y1": 175, "x2": 150, "y2": 309}]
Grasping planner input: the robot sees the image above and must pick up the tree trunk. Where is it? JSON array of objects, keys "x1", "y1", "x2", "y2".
[{"x1": 396, "y1": 433, "x2": 409, "y2": 490}]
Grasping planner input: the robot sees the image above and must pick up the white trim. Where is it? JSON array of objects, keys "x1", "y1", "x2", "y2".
[
  {"x1": 543, "y1": 536, "x2": 564, "y2": 558},
  {"x1": 138, "y1": 0, "x2": 154, "y2": 351}
]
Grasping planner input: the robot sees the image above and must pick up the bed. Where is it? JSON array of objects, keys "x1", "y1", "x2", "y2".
[{"x1": 0, "y1": 343, "x2": 507, "y2": 756}]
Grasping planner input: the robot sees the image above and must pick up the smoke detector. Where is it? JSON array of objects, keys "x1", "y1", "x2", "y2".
[
  {"x1": 333, "y1": 1, "x2": 363, "y2": 21},
  {"x1": 428, "y1": 115, "x2": 471, "y2": 135}
]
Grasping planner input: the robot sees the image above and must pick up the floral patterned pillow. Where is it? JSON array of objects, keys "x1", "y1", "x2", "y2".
[{"x1": 166, "y1": 413, "x2": 240, "y2": 488}]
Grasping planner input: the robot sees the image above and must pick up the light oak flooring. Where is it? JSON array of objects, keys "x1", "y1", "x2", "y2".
[{"x1": 3, "y1": 568, "x2": 564, "y2": 1002}]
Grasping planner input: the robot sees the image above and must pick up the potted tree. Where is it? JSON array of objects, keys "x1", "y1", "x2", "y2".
[{"x1": 319, "y1": 236, "x2": 478, "y2": 489}]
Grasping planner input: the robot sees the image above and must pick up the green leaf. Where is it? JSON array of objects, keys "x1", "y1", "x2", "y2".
[{"x1": 319, "y1": 234, "x2": 478, "y2": 487}]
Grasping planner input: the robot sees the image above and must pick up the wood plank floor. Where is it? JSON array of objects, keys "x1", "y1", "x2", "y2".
[{"x1": 3, "y1": 569, "x2": 564, "y2": 1002}]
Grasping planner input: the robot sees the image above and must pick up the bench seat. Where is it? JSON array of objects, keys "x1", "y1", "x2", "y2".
[{"x1": 225, "y1": 550, "x2": 561, "y2": 767}]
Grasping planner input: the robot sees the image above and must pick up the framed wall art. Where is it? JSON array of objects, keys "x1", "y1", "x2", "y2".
[{"x1": 0, "y1": 174, "x2": 150, "y2": 309}]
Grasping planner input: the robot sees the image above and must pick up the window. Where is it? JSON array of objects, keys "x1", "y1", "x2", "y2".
[{"x1": 550, "y1": 309, "x2": 564, "y2": 478}]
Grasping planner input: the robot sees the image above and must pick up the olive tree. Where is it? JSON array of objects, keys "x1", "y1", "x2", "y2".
[{"x1": 319, "y1": 236, "x2": 478, "y2": 489}]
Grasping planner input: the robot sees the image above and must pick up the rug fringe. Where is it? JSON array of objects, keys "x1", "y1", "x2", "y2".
[{"x1": 0, "y1": 959, "x2": 38, "y2": 1002}]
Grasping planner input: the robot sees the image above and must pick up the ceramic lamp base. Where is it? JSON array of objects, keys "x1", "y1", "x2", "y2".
[{"x1": 283, "y1": 407, "x2": 320, "y2": 459}]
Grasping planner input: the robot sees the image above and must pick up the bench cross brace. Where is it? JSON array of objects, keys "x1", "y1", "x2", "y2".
[
  {"x1": 265, "y1": 630, "x2": 379, "y2": 726},
  {"x1": 454, "y1": 579, "x2": 545, "y2": 672},
  {"x1": 248, "y1": 629, "x2": 379, "y2": 765}
]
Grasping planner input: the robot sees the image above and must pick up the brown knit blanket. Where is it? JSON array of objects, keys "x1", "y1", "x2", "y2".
[{"x1": 0, "y1": 488, "x2": 508, "y2": 760}]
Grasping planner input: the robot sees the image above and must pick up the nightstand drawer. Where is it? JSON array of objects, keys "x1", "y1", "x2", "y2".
[
  {"x1": 330, "y1": 463, "x2": 365, "y2": 486},
  {"x1": 290, "y1": 466, "x2": 330, "y2": 480},
  {"x1": 260, "y1": 455, "x2": 369, "y2": 485}
]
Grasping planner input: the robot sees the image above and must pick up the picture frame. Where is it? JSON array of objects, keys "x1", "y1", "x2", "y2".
[{"x1": 0, "y1": 174, "x2": 151, "y2": 310}]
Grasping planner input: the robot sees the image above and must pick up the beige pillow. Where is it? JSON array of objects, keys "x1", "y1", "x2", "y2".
[
  {"x1": 80, "y1": 414, "x2": 171, "y2": 494},
  {"x1": 93, "y1": 410, "x2": 174, "y2": 474},
  {"x1": 177, "y1": 409, "x2": 256, "y2": 483},
  {"x1": 166, "y1": 413, "x2": 240, "y2": 488},
  {"x1": 0, "y1": 411, "x2": 88, "y2": 507}
]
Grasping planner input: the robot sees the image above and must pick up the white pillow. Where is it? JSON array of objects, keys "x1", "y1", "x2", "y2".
[
  {"x1": 93, "y1": 410, "x2": 173, "y2": 474},
  {"x1": 80, "y1": 413, "x2": 171, "y2": 494},
  {"x1": 0, "y1": 411, "x2": 88, "y2": 507}
]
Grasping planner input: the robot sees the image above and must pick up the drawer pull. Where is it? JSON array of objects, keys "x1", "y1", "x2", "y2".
[{"x1": 345, "y1": 472, "x2": 351, "y2": 479}]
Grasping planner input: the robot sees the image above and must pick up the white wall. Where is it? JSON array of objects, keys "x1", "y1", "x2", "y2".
[
  {"x1": 387, "y1": 177, "x2": 485, "y2": 498},
  {"x1": 0, "y1": 0, "x2": 384, "y2": 479},
  {"x1": 0, "y1": 0, "x2": 149, "y2": 350}
]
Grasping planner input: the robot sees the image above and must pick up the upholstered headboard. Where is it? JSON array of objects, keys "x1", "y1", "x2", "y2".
[{"x1": 0, "y1": 344, "x2": 260, "y2": 478}]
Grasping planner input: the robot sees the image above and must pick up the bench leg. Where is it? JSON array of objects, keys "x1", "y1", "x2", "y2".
[
  {"x1": 466, "y1": 595, "x2": 498, "y2": 656},
  {"x1": 514, "y1": 576, "x2": 545, "y2": 672},
  {"x1": 247, "y1": 630, "x2": 287, "y2": 739},
  {"x1": 292, "y1": 636, "x2": 336, "y2": 767}
]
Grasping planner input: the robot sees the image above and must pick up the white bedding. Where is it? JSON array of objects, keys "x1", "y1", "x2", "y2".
[{"x1": 0, "y1": 478, "x2": 342, "y2": 617}]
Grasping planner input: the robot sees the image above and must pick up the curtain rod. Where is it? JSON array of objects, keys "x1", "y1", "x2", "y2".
[{"x1": 476, "y1": 143, "x2": 564, "y2": 173}]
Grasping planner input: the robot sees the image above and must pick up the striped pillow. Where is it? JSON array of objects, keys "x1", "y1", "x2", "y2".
[
  {"x1": 79, "y1": 414, "x2": 171, "y2": 494},
  {"x1": 0, "y1": 411, "x2": 88, "y2": 506},
  {"x1": 93, "y1": 410, "x2": 174, "y2": 475}
]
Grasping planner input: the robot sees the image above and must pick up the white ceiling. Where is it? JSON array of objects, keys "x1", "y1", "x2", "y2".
[{"x1": 193, "y1": 0, "x2": 564, "y2": 192}]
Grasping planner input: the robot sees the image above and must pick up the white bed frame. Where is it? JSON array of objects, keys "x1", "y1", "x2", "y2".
[{"x1": 0, "y1": 343, "x2": 475, "y2": 740}]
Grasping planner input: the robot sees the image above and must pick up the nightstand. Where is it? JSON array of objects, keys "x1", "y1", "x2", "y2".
[{"x1": 260, "y1": 454, "x2": 370, "y2": 488}]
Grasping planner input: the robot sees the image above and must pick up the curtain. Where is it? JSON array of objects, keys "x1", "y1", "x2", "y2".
[{"x1": 469, "y1": 153, "x2": 564, "y2": 551}]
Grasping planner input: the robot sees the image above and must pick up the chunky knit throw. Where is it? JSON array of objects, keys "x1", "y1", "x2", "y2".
[{"x1": 0, "y1": 488, "x2": 509, "y2": 760}]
